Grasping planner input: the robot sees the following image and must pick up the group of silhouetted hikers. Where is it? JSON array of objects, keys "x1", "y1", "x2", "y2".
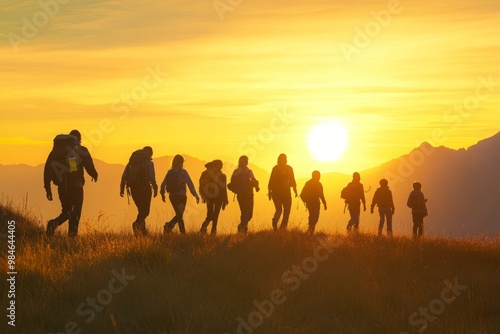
[{"x1": 43, "y1": 131, "x2": 428, "y2": 239}]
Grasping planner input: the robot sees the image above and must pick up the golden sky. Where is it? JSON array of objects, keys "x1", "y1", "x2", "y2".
[{"x1": 1, "y1": 0, "x2": 499, "y2": 177}]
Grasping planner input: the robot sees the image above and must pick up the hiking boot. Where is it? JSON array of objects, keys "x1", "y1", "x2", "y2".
[
  {"x1": 164, "y1": 223, "x2": 173, "y2": 235},
  {"x1": 272, "y1": 220, "x2": 278, "y2": 231},
  {"x1": 46, "y1": 219, "x2": 57, "y2": 237},
  {"x1": 132, "y1": 221, "x2": 141, "y2": 237}
]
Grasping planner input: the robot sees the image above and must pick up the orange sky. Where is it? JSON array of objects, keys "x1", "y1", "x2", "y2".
[{"x1": 1, "y1": 0, "x2": 499, "y2": 177}]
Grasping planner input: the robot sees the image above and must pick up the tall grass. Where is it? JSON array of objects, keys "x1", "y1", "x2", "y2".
[{"x1": 0, "y1": 203, "x2": 499, "y2": 334}]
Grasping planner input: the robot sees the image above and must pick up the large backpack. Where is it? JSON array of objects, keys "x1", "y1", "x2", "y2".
[
  {"x1": 46, "y1": 134, "x2": 81, "y2": 186},
  {"x1": 124, "y1": 150, "x2": 149, "y2": 187},
  {"x1": 164, "y1": 169, "x2": 185, "y2": 193},
  {"x1": 300, "y1": 181, "x2": 313, "y2": 203},
  {"x1": 199, "y1": 170, "x2": 225, "y2": 200},
  {"x1": 340, "y1": 184, "x2": 354, "y2": 204},
  {"x1": 227, "y1": 168, "x2": 250, "y2": 194},
  {"x1": 269, "y1": 167, "x2": 291, "y2": 192}
]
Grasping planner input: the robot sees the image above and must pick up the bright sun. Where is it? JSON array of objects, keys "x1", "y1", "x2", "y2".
[{"x1": 308, "y1": 122, "x2": 348, "y2": 162}]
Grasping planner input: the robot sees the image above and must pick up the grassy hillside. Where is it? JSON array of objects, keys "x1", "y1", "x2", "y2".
[{"x1": 0, "y1": 203, "x2": 499, "y2": 334}]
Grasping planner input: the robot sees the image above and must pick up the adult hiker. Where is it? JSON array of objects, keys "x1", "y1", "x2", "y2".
[
  {"x1": 300, "y1": 170, "x2": 327, "y2": 234},
  {"x1": 120, "y1": 146, "x2": 158, "y2": 237},
  {"x1": 161, "y1": 154, "x2": 200, "y2": 234},
  {"x1": 228, "y1": 155, "x2": 260, "y2": 234},
  {"x1": 199, "y1": 159, "x2": 229, "y2": 235},
  {"x1": 268, "y1": 153, "x2": 298, "y2": 231},
  {"x1": 407, "y1": 181, "x2": 428, "y2": 239},
  {"x1": 44, "y1": 129, "x2": 98, "y2": 237},
  {"x1": 341, "y1": 172, "x2": 367, "y2": 233},
  {"x1": 370, "y1": 178, "x2": 395, "y2": 236}
]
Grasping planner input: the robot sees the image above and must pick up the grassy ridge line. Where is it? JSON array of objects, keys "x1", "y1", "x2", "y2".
[{"x1": 0, "y1": 204, "x2": 500, "y2": 334}]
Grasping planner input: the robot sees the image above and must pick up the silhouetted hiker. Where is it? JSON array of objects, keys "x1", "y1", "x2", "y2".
[
  {"x1": 268, "y1": 153, "x2": 298, "y2": 231},
  {"x1": 300, "y1": 170, "x2": 327, "y2": 234},
  {"x1": 199, "y1": 159, "x2": 228, "y2": 235},
  {"x1": 341, "y1": 172, "x2": 366, "y2": 233},
  {"x1": 370, "y1": 178, "x2": 395, "y2": 236},
  {"x1": 44, "y1": 130, "x2": 98, "y2": 237},
  {"x1": 228, "y1": 155, "x2": 260, "y2": 234},
  {"x1": 161, "y1": 154, "x2": 200, "y2": 234},
  {"x1": 407, "y1": 181, "x2": 428, "y2": 239},
  {"x1": 120, "y1": 146, "x2": 158, "y2": 237}
]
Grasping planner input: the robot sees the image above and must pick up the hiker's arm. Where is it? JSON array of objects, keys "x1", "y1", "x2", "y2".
[
  {"x1": 148, "y1": 161, "x2": 158, "y2": 197},
  {"x1": 198, "y1": 175, "x2": 206, "y2": 202},
  {"x1": 390, "y1": 191, "x2": 395, "y2": 213},
  {"x1": 249, "y1": 170, "x2": 260, "y2": 192},
  {"x1": 320, "y1": 184, "x2": 327, "y2": 210},
  {"x1": 43, "y1": 153, "x2": 53, "y2": 201},
  {"x1": 120, "y1": 168, "x2": 127, "y2": 197},
  {"x1": 370, "y1": 190, "x2": 378, "y2": 213},
  {"x1": 223, "y1": 174, "x2": 229, "y2": 204},
  {"x1": 290, "y1": 167, "x2": 298, "y2": 197},
  {"x1": 82, "y1": 148, "x2": 98, "y2": 182},
  {"x1": 185, "y1": 171, "x2": 200, "y2": 202},
  {"x1": 267, "y1": 169, "x2": 274, "y2": 199}
]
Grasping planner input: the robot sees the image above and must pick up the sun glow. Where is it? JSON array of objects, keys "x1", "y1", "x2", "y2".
[{"x1": 307, "y1": 122, "x2": 349, "y2": 162}]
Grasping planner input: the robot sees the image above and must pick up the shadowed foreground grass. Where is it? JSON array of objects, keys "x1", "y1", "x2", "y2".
[{"x1": 0, "y1": 203, "x2": 499, "y2": 334}]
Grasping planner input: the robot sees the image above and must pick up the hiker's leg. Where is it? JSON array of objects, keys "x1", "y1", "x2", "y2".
[
  {"x1": 68, "y1": 187, "x2": 84, "y2": 237},
  {"x1": 172, "y1": 195, "x2": 187, "y2": 233},
  {"x1": 412, "y1": 213, "x2": 419, "y2": 239},
  {"x1": 54, "y1": 186, "x2": 71, "y2": 226},
  {"x1": 201, "y1": 201, "x2": 212, "y2": 233},
  {"x1": 165, "y1": 195, "x2": 180, "y2": 230},
  {"x1": 211, "y1": 201, "x2": 223, "y2": 234},
  {"x1": 349, "y1": 206, "x2": 360, "y2": 231},
  {"x1": 280, "y1": 194, "x2": 292, "y2": 230},
  {"x1": 140, "y1": 186, "x2": 152, "y2": 221},
  {"x1": 237, "y1": 194, "x2": 252, "y2": 233},
  {"x1": 378, "y1": 208, "x2": 385, "y2": 235},
  {"x1": 386, "y1": 209, "x2": 393, "y2": 236},
  {"x1": 418, "y1": 214, "x2": 424, "y2": 238},
  {"x1": 271, "y1": 196, "x2": 283, "y2": 230},
  {"x1": 130, "y1": 186, "x2": 143, "y2": 223},
  {"x1": 308, "y1": 202, "x2": 320, "y2": 234},
  {"x1": 236, "y1": 194, "x2": 245, "y2": 232}
]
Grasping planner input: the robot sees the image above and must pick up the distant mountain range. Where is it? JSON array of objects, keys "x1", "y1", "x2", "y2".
[{"x1": 1, "y1": 132, "x2": 499, "y2": 237}]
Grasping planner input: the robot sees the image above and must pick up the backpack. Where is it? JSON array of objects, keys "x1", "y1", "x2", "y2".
[
  {"x1": 199, "y1": 170, "x2": 225, "y2": 200},
  {"x1": 269, "y1": 167, "x2": 290, "y2": 191},
  {"x1": 300, "y1": 182, "x2": 313, "y2": 203},
  {"x1": 227, "y1": 168, "x2": 250, "y2": 194},
  {"x1": 340, "y1": 186, "x2": 350, "y2": 202},
  {"x1": 165, "y1": 169, "x2": 184, "y2": 193},
  {"x1": 46, "y1": 134, "x2": 81, "y2": 186},
  {"x1": 124, "y1": 150, "x2": 149, "y2": 187}
]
